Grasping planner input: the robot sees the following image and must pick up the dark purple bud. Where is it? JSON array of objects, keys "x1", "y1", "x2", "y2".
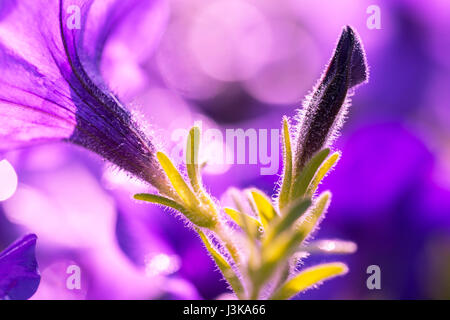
[
  {"x1": 294, "y1": 26, "x2": 368, "y2": 172},
  {"x1": 0, "y1": 234, "x2": 40, "y2": 300}
]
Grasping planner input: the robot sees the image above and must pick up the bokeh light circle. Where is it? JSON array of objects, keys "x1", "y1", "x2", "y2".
[
  {"x1": 0, "y1": 159, "x2": 18, "y2": 201},
  {"x1": 189, "y1": 0, "x2": 272, "y2": 82}
]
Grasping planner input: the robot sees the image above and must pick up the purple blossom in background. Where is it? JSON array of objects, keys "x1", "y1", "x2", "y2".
[
  {"x1": 0, "y1": 234, "x2": 40, "y2": 300},
  {"x1": 0, "y1": 0, "x2": 171, "y2": 194}
]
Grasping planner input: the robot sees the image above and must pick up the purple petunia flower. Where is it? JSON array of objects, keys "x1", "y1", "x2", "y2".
[
  {"x1": 0, "y1": 234, "x2": 40, "y2": 300},
  {"x1": 0, "y1": 0, "x2": 172, "y2": 195}
]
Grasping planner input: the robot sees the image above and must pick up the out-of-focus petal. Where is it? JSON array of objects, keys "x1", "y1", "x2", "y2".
[
  {"x1": 3, "y1": 150, "x2": 181, "y2": 299},
  {"x1": 188, "y1": 0, "x2": 272, "y2": 82},
  {"x1": 3, "y1": 164, "x2": 116, "y2": 248},
  {"x1": 0, "y1": 234, "x2": 40, "y2": 300},
  {"x1": 31, "y1": 260, "x2": 88, "y2": 300},
  {"x1": 96, "y1": 0, "x2": 170, "y2": 98}
]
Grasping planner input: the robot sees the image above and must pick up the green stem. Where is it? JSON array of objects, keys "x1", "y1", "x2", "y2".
[
  {"x1": 250, "y1": 282, "x2": 261, "y2": 300},
  {"x1": 214, "y1": 223, "x2": 241, "y2": 266}
]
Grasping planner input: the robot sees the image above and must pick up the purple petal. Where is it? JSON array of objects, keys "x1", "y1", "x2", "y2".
[
  {"x1": 0, "y1": 234, "x2": 40, "y2": 300},
  {"x1": 0, "y1": 1, "x2": 171, "y2": 192},
  {"x1": 0, "y1": 0, "x2": 17, "y2": 21}
]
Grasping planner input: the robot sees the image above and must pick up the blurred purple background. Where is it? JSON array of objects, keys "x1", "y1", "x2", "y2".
[{"x1": 1, "y1": 0, "x2": 450, "y2": 299}]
